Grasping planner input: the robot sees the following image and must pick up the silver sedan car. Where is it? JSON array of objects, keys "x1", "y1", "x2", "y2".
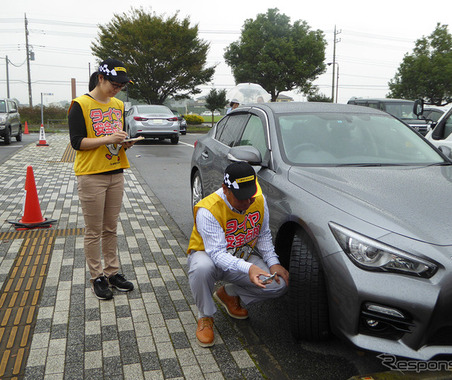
[
  {"x1": 125, "y1": 105, "x2": 180, "y2": 144},
  {"x1": 190, "y1": 102, "x2": 452, "y2": 360}
]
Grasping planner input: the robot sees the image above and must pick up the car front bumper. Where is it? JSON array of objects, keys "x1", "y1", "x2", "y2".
[{"x1": 324, "y1": 242, "x2": 452, "y2": 360}]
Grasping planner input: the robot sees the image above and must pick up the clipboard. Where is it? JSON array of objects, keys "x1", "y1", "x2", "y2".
[{"x1": 121, "y1": 136, "x2": 145, "y2": 143}]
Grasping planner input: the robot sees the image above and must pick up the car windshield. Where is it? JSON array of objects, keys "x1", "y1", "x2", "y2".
[
  {"x1": 137, "y1": 105, "x2": 170, "y2": 115},
  {"x1": 278, "y1": 112, "x2": 445, "y2": 166},
  {"x1": 385, "y1": 103, "x2": 416, "y2": 120},
  {"x1": 0, "y1": 101, "x2": 6, "y2": 113}
]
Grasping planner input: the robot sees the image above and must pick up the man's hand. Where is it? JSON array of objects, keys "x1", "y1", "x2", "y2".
[
  {"x1": 249, "y1": 264, "x2": 273, "y2": 288},
  {"x1": 269, "y1": 264, "x2": 289, "y2": 286}
]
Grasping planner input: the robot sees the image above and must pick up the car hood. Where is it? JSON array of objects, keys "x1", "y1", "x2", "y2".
[{"x1": 288, "y1": 165, "x2": 452, "y2": 245}]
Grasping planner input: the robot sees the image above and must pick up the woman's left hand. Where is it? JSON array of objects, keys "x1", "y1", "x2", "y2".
[{"x1": 121, "y1": 141, "x2": 136, "y2": 149}]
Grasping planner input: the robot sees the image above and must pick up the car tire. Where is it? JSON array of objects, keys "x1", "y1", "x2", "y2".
[
  {"x1": 181, "y1": 131, "x2": 186, "y2": 136},
  {"x1": 170, "y1": 135, "x2": 179, "y2": 144},
  {"x1": 4, "y1": 127, "x2": 11, "y2": 145},
  {"x1": 16, "y1": 126, "x2": 22, "y2": 142},
  {"x1": 288, "y1": 227, "x2": 330, "y2": 341},
  {"x1": 191, "y1": 170, "x2": 204, "y2": 209}
]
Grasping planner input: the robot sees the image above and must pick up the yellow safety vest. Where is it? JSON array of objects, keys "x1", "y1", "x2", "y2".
[
  {"x1": 69, "y1": 94, "x2": 130, "y2": 175},
  {"x1": 187, "y1": 192, "x2": 265, "y2": 259}
]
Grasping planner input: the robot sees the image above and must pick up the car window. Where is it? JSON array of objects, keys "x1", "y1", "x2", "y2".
[
  {"x1": 216, "y1": 114, "x2": 249, "y2": 147},
  {"x1": 7, "y1": 101, "x2": 17, "y2": 112},
  {"x1": 236, "y1": 115, "x2": 268, "y2": 159},
  {"x1": 443, "y1": 114, "x2": 452, "y2": 139},
  {"x1": 215, "y1": 117, "x2": 228, "y2": 140},
  {"x1": 424, "y1": 109, "x2": 443, "y2": 122},
  {"x1": 0, "y1": 100, "x2": 6, "y2": 113}
]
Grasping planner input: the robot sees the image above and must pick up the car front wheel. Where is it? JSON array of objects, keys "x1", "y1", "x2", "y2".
[
  {"x1": 191, "y1": 171, "x2": 204, "y2": 209},
  {"x1": 16, "y1": 126, "x2": 22, "y2": 142},
  {"x1": 288, "y1": 227, "x2": 330, "y2": 341},
  {"x1": 4, "y1": 127, "x2": 11, "y2": 145}
]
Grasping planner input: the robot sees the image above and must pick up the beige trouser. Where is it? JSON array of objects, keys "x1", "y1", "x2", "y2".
[{"x1": 77, "y1": 173, "x2": 124, "y2": 281}]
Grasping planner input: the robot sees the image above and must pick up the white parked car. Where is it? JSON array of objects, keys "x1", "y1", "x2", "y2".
[
  {"x1": 125, "y1": 105, "x2": 180, "y2": 144},
  {"x1": 201, "y1": 110, "x2": 220, "y2": 116},
  {"x1": 424, "y1": 105, "x2": 452, "y2": 152}
]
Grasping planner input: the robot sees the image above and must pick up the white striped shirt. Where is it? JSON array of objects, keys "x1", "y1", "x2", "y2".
[{"x1": 195, "y1": 188, "x2": 280, "y2": 274}]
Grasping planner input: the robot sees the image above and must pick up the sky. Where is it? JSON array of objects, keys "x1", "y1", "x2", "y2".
[{"x1": 1, "y1": 0, "x2": 452, "y2": 107}]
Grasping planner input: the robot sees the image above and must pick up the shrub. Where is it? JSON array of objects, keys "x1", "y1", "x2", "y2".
[
  {"x1": 20, "y1": 105, "x2": 69, "y2": 126},
  {"x1": 184, "y1": 114, "x2": 204, "y2": 125}
]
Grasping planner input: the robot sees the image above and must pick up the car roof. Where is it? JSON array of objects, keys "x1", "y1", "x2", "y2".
[
  {"x1": 348, "y1": 98, "x2": 414, "y2": 103},
  {"x1": 236, "y1": 101, "x2": 389, "y2": 116}
]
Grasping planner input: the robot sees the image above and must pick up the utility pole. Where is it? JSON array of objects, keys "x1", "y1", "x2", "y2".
[
  {"x1": 5, "y1": 56, "x2": 10, "y2": 98},
  {"x1": 25, "y1": 13, "x2": 33, "y2": 107},
  {"x1": 331, "y1": 25, "x2": 341, "y2": 103}
]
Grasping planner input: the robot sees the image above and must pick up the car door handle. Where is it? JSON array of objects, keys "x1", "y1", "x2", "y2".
[{"x1": 201, "y1": 151, "x2": 208, "y2": 159}]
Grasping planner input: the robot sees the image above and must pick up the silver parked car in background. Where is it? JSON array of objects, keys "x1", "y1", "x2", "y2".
[
  {"x1": 171, "y1": 110, "x2": 187, "y2": 135},
  {"x1": 125, "y1": 105, "x2": 180, "y2": 144},
  {"x1": 0, "y1": 98, "x2": 22, "y2": 145},
  {"x1": 190, "y1": 101, "x2": 452, "y2": 360}
]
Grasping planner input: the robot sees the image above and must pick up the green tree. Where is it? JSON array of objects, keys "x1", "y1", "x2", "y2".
[
  {"x1": 224, "y1": 8, "x2": 327, "y2": 102},
  {"x1": 307, "y1": 89, "x2": 332, "y2": 103},
  {"x1": 91, "y1": 7, "x2": 215, "y2": 104},
  {"x1": 204, "y1": 88, "x2": 228, "y2": 127},
  {"x1": 388, "y1": 23, "x2": 452, "y2": 106}
]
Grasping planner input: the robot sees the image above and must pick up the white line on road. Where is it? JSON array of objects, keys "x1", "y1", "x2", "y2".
[{"x1": 179, "y1": 141, "x2": 194, "y2": 148}]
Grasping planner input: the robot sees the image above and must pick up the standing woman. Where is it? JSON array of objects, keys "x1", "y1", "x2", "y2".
[{"x1": 68, "y1": 58, "x2": 136, "y2": 300}]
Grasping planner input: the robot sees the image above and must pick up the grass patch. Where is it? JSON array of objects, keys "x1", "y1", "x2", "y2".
[{"x1": 187, "y1": 125, "x2": 211, "y2": 133}]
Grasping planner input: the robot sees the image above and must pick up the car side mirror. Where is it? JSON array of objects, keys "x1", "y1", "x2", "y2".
[
  {"x1": 413, "y1": 99, "x2": 424, "y2": 118},
  {"x1": 228, "y1": 146, "x2": 263, "y2": 166}
]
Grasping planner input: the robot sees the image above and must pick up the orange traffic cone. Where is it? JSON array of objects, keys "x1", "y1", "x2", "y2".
[
  {"x1": 8, "y1": 166, "x2": 56, "y2": 230},
  {"x1": 24, "y1": 121, "x2": 29, "y2": 134},
  {"x1": 36, "y1": 124, "x2": 49, "y2": 146}
]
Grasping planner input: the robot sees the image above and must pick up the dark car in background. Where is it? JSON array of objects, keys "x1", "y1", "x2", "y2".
[
  {"x1": 171, "y1": 110, "x2": 187, "y2": 135},
  {"x1": 0, "y1": 98, "x2": 22, "y2": 145},
  {"x1": 190, "y1": 101, "x2": 452, "y2": 360},
  {"x1": 125, "y1": 105, "x2": 180, "y2": 144},
  {"x1": 347, "y1": 98, "x2": 431, "y2": 135}
]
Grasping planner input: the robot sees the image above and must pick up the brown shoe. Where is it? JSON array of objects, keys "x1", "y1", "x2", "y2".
[
  {"x1": 213, "y1": 286, "x2": 248, "y2": 320},
  {"x1": 196, "y1": 317, "x2": 214, "y2": 347}
]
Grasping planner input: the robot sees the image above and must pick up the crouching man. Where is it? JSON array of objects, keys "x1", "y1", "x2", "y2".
[{"x1": 187, "y1": 161, "x2": 289, "y2": 347}]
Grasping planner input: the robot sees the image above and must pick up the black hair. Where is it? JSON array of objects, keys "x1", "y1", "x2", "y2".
[{"x1": 89, "y1": 72, "x2": 100, "y2": 91}]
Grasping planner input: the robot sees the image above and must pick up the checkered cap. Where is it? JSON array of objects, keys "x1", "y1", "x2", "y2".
[
  {"x1": 98, "y1": 58, "x2": 130, "y2": 83},
  {"x1": 224, "y1": 162, "x2": 258, "y2": 200}
]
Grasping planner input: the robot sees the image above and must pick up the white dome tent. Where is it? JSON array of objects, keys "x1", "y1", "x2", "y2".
[{"x1": 226, "y1": 83, "x2": 271, "y2": 105}]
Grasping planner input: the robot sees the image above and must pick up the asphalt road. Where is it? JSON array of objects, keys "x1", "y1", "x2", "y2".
[
  {"x1": 0, "y1": 132, "x2": 38, "y2": 164},
  {"x1": 127, "y1": 133, "x2": 389, "y2": 380}
]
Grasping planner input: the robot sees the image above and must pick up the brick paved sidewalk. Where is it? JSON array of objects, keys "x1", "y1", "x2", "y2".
[{"x1": 0, "y1": 134, "x2": 263, "y2": 379}]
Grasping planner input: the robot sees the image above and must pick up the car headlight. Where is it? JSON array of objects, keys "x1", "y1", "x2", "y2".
[
  {"x1": 329, "y1": 222, "x2": 437, "y2": 278},
  {"x1": 0, "y1": 116, "x2": 6, "y2": 124}
]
